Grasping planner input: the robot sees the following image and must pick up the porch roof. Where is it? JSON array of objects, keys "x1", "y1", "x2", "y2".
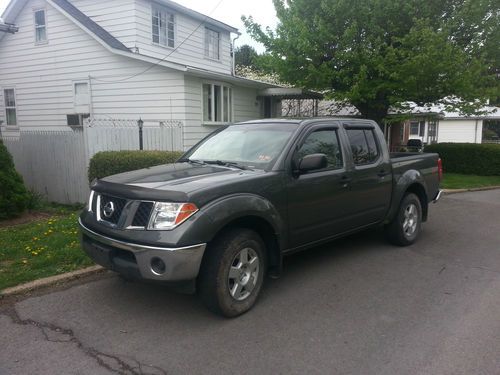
[{"x1": 257, "y1": 88, "x2": 324, "y2": 100}]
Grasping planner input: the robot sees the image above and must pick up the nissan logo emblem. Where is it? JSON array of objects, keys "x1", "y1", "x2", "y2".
[{"x1": 103, "y1": 201, "x2": 115, "y2": 218}]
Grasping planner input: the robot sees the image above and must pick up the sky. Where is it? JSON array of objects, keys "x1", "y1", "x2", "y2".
[{"x1": 0, "y1": 0, "x2": 278, "y2": 53}]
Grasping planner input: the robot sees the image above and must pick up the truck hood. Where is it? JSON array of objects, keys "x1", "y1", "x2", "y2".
[{"x1": 92, "y1": 162, "x2": 265, "y2": 203}]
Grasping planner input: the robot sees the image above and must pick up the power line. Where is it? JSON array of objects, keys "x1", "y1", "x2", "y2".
[{"x1": 92, "y1": 0, "x2": 225, "y2": 83}]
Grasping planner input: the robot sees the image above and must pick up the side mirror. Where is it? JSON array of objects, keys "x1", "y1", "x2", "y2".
[{"x1": 298, "y1": 153, "x2": 328, "y2": 172}]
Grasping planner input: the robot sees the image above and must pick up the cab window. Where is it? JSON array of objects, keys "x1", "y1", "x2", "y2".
[
  {"x1": 296, "y1": 129, "x2": 343, "y2": 169},
  {"x1": 346, "y1": 129, "x2": 380, "y2": 165}
]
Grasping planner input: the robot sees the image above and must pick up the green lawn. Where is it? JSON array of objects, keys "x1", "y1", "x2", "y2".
[
  {"x1": 0, "y1": 209, "x2": 93, "y2": 291},
  {"x1": 441, "y1": 173, "x2": 500, "y2": 190}
]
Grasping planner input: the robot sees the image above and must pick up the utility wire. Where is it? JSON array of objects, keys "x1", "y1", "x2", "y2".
[{"x1": 92, "y1": 0, "x2": 225, "y2": 83}]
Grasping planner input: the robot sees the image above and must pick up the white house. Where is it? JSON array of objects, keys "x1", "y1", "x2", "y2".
[
  {"x1": 387, "y1": 103, "x2": 500, "y2": 150},
  {"x1": 0, "y1": 0, "x2": 302, "y2": 149}
]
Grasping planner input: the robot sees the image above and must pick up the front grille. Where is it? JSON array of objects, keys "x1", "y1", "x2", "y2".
[
  {"x1": 99, "y1": 194, "x2": 126, "y2": 225},
  {"x1": 132, "y1": 202, "x2": 154, "y2": 227}
]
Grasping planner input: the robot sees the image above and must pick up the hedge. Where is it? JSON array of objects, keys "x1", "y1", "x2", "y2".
[
  {"x1": 88, "y1": 150, "x2": 184, "y2": 182},
  {"x1": 0, "y1": 140, "x2": 31, "y2": 219},
  {"x1": 425, "y1": 143, "x2": 500, "y2": 176}
]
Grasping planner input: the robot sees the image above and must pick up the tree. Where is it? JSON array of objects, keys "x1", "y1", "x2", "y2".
[
  {"x1": 243, "y1": 0, "x2": 500, "y2": 124},
  {"x1": 0, "y1": 140, "x2": 30, "y2": 219},
  {"x1": 234, "y1": 44, "x2": 259, "y2": 67}
]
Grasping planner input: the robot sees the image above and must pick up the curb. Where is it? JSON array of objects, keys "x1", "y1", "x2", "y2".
[
  {"x1": 0, "y1": 265, "x2": 105, "y2": 298},
  {"x1": 443, "y1": 186, "x2": 500, "y2": 195}
]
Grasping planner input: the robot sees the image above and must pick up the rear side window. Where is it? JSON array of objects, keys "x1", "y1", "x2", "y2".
[
  {"x1": 346, "y1": 129, "x2": 380, "y2": 165},
  {"x1": 297, "y1": 129, "x2": 343, "y2": 169}
]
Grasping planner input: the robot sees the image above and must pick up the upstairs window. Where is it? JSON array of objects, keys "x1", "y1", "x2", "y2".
[
  {"x1": 4, "y1": 89, "x2": 17, "y2": 126},
  {"x1": 203, "y1": 83, "x2": 232, "y2": 123},
  {"x1": 152, "y1": 8, "x2": 174, "y2": 48},
  {"x1": 346, "y1": 129, "x2": 380, "y2": 165},
  {"x1": 34, "y1": 9, "x2": 47, "y2": 43},
  {"x1": 205, "y1": 28, "x2": 220, "y2": 60}
]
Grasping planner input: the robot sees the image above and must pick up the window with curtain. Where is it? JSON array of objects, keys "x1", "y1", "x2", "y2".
[
  {"x1": 205, "y1": 28, "x2": 220, "y2": 60},
  {"x1": 34, "y1": 9, "x2": 47, "y2": 43}
]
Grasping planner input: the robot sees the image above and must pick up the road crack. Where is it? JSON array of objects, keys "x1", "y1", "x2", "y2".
[{"x1": 2, "y1": 305, "x2": 167, "y2": 375}]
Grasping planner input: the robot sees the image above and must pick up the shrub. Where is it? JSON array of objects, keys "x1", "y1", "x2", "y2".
[
  {"x1": 88, "y1": 150, "x2": 184, "y2": 182},
  {"x1": 0, "y1": 140, "x2": 31, "y2": 219},
  {"x1": 425, "y1": 143, "x2": 500, "y2": 176}
]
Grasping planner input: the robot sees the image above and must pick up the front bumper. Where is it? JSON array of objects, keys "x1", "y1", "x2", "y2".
[{"x1": 79, "y1": 219, "x2": 207, "y2": 281}]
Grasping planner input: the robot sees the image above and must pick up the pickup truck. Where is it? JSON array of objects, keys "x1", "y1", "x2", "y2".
[{"x1": 79, "y1": 118, "x2": 442, "y2": 317}]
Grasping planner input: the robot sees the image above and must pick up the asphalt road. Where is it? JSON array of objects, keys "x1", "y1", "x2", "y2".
[{"x1": 1, "y1": 190, "x2": 500, "y2": 375}]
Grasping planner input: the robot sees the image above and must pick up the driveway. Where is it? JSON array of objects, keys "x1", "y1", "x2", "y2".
[{"x1": 1, "y1": 190, "x2": 499, "y2": 375}]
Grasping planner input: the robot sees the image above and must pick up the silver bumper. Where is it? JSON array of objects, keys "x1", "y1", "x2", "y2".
[{"x1": 79, "y1": 219, "x2": 207, "y2": 281}]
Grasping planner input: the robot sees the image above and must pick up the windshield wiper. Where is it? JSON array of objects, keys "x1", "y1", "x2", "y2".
[
  {"x1": 205, "y1": 160, "x2": 252, "y2": 171},
  {"x1": 182, "y1": 159, "x2": 207, "y2": 166}
]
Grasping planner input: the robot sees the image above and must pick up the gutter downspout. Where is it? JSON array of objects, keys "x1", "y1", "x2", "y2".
[
  {"x1": 474, "y1": 119, "x2": 478, "y2": 143},
  {"x1": 231, "y1": 33, "x2": 240, "y2": 76}
]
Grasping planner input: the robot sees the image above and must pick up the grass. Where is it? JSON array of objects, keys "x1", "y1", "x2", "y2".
[
  {"x1": 441, "y1": 173, "x2": 500, "y2": 190},
  {"x1": 0, "y1": 207, "x2": 93, "y2": 291}
]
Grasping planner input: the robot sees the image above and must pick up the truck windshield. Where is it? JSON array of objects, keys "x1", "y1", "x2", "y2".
[{"x1": 185, "y1": 123, "x2": 298, "y2": 169}]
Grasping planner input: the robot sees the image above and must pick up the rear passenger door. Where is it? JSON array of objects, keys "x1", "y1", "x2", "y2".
[{"x1": 342, "y1": 123, "x2": 392, "y2": 226}]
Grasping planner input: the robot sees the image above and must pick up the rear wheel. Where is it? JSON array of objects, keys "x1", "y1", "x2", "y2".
[
  {"x1": 198, "y1": 228, "x2": 266, "y2": 317},
  {"x1": 385, "y1": 193, "x2": 422, "y2": 246}
]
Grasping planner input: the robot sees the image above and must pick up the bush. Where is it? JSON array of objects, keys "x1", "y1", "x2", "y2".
[
  {"x1": 0, "y1": 140, "x2": 31, "y2": 219},
  {"x1": 425, "y1": 143, "x2": 500, "y2": 176},
  {"x1": 88, "y1": 150, "x2": 184, "y2": 182}
]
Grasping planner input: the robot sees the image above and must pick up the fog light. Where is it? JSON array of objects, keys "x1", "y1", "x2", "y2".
[{"x1": 151, "y1": 257, "x2": 166, "y2": 275}]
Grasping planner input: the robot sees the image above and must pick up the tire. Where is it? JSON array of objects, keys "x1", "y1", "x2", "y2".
[
  {"x1": 385, "y1": 193, "x2": 422, "y2": 246},
  {"x1": 198, "y1": 228, "x2": 267, "y2": 318}
]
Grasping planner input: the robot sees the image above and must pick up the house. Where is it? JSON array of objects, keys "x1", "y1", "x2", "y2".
[
  {"x1": 387, "y1": 103, "x2": 500, "y2": 150},
  {"x1": 305, "y1": 100, "x2": 500, "y2": 150},
  {"x1": 0, "y1": 0, "x2": 314, "y2": 148}
]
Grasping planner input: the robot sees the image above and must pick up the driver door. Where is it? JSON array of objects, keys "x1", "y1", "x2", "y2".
[{"x1": 287, "y1": 124, "x2": 353, "y2": 248}]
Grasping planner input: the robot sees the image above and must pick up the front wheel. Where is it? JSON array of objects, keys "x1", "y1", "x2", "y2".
[
  {"x1": 198, "y1": 228, "x2": 266, "y2": 317},
  {"x1": 385, "y1": 193, "x2": 422, "y2": 246}
]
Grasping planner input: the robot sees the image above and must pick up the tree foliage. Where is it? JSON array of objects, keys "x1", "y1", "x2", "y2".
[
  {"x1": 243, "y1": 0, "x2": 500, "y2": 123},
  {"x1": 0, "y1": 140, "x2": 30, "y2": 219},
  {"x1": 234, "y1": 44, "x2": 259, "y2": 67}
]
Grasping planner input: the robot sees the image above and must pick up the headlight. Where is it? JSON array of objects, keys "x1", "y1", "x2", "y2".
[{"x1": 148, "y1": 202, "x2": 198, "y2": 230}]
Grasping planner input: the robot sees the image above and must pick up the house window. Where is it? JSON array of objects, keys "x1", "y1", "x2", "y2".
[
  {"x1": 34, "y1": 9, "x2": 47, "y2": 43},
  {"x1": 205, "y1": 28, "x2": 220, "y2": 60},
  {"x1": 74, "y1": 82, "x2": 89, "y2": 106},
  {"x1": 410, "y1": 121, "x2": 420, "y2": 136},
  {"x1": 346, "y1": 129, "x2": 380, "y2": 165},
  {"x1": 4, "y1": 89, "x2": 17, "y2": 126},
  {"x1": 203, "y1": 83, "x2": 232, "y2": 123},
  {"x1": 152, "y1": 8, "x2": 174, "y2": 48}
]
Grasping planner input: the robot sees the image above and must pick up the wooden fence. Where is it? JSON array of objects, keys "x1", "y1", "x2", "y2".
[{"x1": 2, "y1": 118, "x2": 183, "y2": 204}]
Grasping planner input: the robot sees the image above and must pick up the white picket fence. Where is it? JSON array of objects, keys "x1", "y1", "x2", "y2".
[{"x1": 2, "y1": 117, "x2": 183, "y2": 204}]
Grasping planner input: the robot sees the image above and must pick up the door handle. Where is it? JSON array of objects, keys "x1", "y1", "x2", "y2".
[
  {"x1": 377, "y1": 170, "x2": 389, "y2": 177},
  {"x1": 340, "y1": 175, "x2": 352, "y2": 187}
]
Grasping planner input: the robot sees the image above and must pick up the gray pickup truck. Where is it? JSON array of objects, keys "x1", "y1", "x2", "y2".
[{"x1": 79, "y1": 118, "x2": 442, "y2": 317}]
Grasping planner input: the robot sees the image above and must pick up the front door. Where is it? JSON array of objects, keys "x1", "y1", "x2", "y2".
[{"x1": 287, "y1": 125, "x2": 355, "y2": 247}]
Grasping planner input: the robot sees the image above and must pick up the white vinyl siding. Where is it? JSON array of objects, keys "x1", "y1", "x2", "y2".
[
  {"x1": 34, "y1": 9, "x2": 47, "y2": 43},
  {"x1": 134, "y1": 0, "x2": 232, "y2": 74},
  {"x1": 152, "y1": 6, "x2": 175, "y2": 48},
  {"x1": 437, "y1": 120, "x2": 483, "y2": 143},
  {"x1": 204, "y1": 27, "x2": 219, "y2": 60},
  {"x1": 3, "y1": 88, "x2": 17, "y2": 126},
  {"x1": 0, "y1": 0, "x2": 185, "y2": 131}
]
